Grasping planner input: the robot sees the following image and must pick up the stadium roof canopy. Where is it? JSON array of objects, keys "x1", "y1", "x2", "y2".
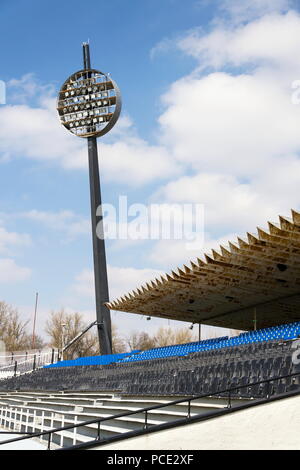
[{"x1": 107, "y1": 210, "x2": 300, "y2": 331}]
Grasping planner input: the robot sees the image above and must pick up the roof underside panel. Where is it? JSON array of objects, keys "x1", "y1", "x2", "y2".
[{"x1": 107, "y1": 209, "x2": 300, "y2": 331}]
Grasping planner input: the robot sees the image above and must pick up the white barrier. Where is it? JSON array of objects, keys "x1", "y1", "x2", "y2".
[{"x1": 0, "y1": 350, "x2": 59, "y2": 379}]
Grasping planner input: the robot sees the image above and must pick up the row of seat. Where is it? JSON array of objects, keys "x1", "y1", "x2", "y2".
[
  {"x1": 1, "y1": 337, "x2": 299, "y2": 399},
  {"x1": 44, "y1": 321, "x2": 300, "y2": 369},
  {"x1": 119, "y1": 321, "x2": 300, "y2": 363},
  {"x1": 44, "y1": 350, "x2": 140, "y2": 368}
]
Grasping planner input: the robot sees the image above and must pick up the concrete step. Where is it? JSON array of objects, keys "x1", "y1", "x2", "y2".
[
  {"x1": 0, "y1": 397, "x2": 227, "y2": 422},
  {"x1": 0, "y1": 391, "x2": 250, "y2": 449}
]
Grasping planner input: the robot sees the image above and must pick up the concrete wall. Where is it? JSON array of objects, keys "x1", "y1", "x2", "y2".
[{"x1": 96, "y1": 395, "x2": 300, "y2": 450}]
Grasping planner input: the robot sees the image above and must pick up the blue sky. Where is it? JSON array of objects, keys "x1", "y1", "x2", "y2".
[{"x1": 1, "y1": 0, "x2": 300, "y2": 343}]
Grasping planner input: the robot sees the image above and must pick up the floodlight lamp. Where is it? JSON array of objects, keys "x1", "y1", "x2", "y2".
[{"x1": 57, "y1": 68, "x2": 121, "y2": 138}]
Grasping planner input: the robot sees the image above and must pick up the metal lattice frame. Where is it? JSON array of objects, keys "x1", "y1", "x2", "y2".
[{"x1": 57, "y1": 68, "x2": 121, "y2": 139}]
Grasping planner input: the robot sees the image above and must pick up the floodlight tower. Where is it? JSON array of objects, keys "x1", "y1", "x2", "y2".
[{"x1": 57, "y1": 43, "x2": 122, "y2": 354}]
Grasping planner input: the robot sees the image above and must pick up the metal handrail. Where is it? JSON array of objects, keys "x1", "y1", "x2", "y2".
[{"x1": 0, "y1": 369, "x2": 299, "y2": 449}]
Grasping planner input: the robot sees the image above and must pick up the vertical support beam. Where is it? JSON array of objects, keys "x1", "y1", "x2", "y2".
[
  {"x1": 253, "y1": 307, "x2": 257, "y2": 331},
  {"x1": 83, "y1": 43, "x2": 112, "y2": 355}
]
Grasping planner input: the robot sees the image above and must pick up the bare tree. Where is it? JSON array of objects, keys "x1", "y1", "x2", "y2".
[
  {"x1": 172, "y1": 328, "x2": 197, "y2": 345},
  {"x1": 126, "y1": 331, "x2": 156, "y2": 351},
  {"x1": 125, "y1": 326, "x2": 197, "y2": 352},
  {"x1": 112, "y1": 324, "x2": 127, "y2": 354},
  {"x1": 153, "y1": 327, "x2": 175, "y2": 347},
  {"x1": 154, "y1": 326, "x2": 196, "y2": 348},
  {"x1": 0, "y1": 302, "x2": 9, "y2": 339},
  {"x1": 45, "y1": 310, "x2": 128, "y2": 359},
  {"x1": 0, "y1": 301, "x2": 46, "y2": 352},
  {"x1": 229, "y1": 328, "x2": 245, "y2": 337},
  {"x1": 45, "y1": 310, "x2": 99, "y2": 360}
]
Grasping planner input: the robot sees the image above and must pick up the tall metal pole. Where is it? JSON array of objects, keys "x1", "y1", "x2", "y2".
[
  {"x1": 83, "y1": 43, "x2": 112, "y2": 355},
  {"x1": 32, "y1": 292, "x2": 39, "y2": 350}
]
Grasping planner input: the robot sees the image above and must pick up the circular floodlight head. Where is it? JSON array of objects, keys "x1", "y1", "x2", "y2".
[{"x1": 57, "y1": 68, "x2": 121, "y2": 138}]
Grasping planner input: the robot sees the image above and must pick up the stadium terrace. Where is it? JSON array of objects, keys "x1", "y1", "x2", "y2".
[{"x1": 1, "y1": 210, "x2": 300, "y2": 450}]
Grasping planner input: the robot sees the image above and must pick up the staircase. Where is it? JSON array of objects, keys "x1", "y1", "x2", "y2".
[{"x1": 0, "y1": 391, "x2": 248, "y2": 449}]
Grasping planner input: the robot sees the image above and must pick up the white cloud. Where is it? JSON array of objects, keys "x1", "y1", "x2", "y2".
[
  {"x1": 149, "y1": 11, "x2": 300, "y2": 247},
  {"x1": 145, "y1": 9, "x2": 300, "y2": 267},
  {"x1": 153, "y1": 168, "x2": 298, "y2": 232},
  {"x1": 0, "y1": 258, "x2": 31, "y2": 283},
  {"x1": 20, "y1": 210, "x2": 90, "y2": 239},
  {"x1": 72, "y1": 265, "x2": 164, "y2": 302},
  {"x1": 0, "y1": 77, "x2": 179, "y2": 185},
  {"x1": 0, "y1": 222, "x2": 32, "y2": 284},
  {"x1": 0, "y1": 226, "x2": 31, "y2": 255},
  {"x1": 71, "y1": 269, "x2": 94, "y2": 298},
  {"x1": 7, "y1": 73, "x2": 55, "y2": 105},
  {"x1": 148, "y1": 231, "x2": 238, "y2": 268},
  {"x1": 219, "y1": 0, "x2": 291, "y2": 23},
  {"x1": 151, "y1": 3, "x2": 294, "y2": 59},
  {"x1": 0, "y1": 99, "x2": 87, "y2": 170},
  {"x1": 178, "y1": 11, "x2": 300, "y2": 71},
  {"x1": 149, "y1": 239, "x2": 198, "y2": 268},
  {"x1": 159, "y1": 70, "x2": 300, "y2": 177},
  {"x1": 100, "y1": 138, "x2": 179, "y2": 185}
]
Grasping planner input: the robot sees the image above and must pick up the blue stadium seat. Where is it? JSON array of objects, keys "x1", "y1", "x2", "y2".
[
  {"x1": 44, "y1": 321, "x2": 300, "y2": 368},
  {"x1": 44, "y1": 350, "x2": 140, "y2": 368}
]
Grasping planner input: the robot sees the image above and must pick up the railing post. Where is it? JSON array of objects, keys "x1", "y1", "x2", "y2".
[
  {"x1": 20, "y1": 408, "x2": 23, "y2": 433},
  {"x1": 97, "y1": 421, "x2": 101, "y2": 440},
  {"x1": 228, "y1": 390, "x2": 232, "y2": 409},
  {"x1": 73, "y1": 415, "x2": 77, "y2": 446},
  {"x1": 2, "y1": 407, "x2": 5, "y2": 428},
  {"x1": 40, "y1": 411, "x2": 44, "y2": 442},
  {"x1": 13, "y1": 408, "x2": 16, "y2": 431},
  {"x1": 25, "y1": 409, "x2": 29, "y2": 433},
  {"x1": 60, "y1": 415, "x2": 64, "y2": 447},
  {"x1": 51, "y1": 349, "x2": 54, "y2": 364},
  {"x1": 144, "y1": 410, "x2": 148, "y2": 430},
  {"x1": 33, "y1": 355, "x2": 36, "y2": 371},
  {"x1": 33, "y1": 409, "x2": 36, "y2": 433},
  {"x1": 47, "y1": 432, "x2": 51, "y2": 450},
  {"x1": 187, "y1": 400, "x2": 191, "y2": 418},
  {"x1": 266, "y1": 380, "x2": 270, "y2": 399},
  {"x1": 14, "y1": 361, "x2": 17, "y2": 377},
  {"x1": 47, "y1": 412, "x2": 54, "y2": 450}
]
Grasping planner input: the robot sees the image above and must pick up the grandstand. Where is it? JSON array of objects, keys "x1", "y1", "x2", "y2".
[{"x1": 0, "y1": 210, "x2": 300, "y2": 449}]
